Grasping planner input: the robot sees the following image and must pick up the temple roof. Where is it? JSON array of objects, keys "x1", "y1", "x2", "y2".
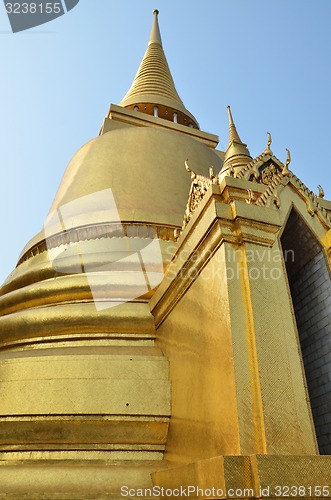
[{"x1": 119, "y1": 10, "x2": 199, "y2": 129}]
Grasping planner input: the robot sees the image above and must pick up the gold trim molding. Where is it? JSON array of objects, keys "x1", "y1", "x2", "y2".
[{"x1": 18, "y1": 222, "x2": 180, "y2": 266}]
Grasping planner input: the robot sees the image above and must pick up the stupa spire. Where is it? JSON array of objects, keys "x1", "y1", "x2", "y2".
[
  {"x1": 119, "y1": 10, "x2": 199, "y2": 128},
  {"x1": 227, "y1": 105, "x2": 243, "y2": 144},
  {"x1": 222, "y1": 106, "x2": 252, "y2": 171}
]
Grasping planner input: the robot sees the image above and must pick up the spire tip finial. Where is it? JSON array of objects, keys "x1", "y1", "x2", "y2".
[
  {"x1": 227, "y1": 105, "x2": 235, "y2": 126},
  {"x1": 149, "y1": 8, "x2": 162, "y2": 45}
]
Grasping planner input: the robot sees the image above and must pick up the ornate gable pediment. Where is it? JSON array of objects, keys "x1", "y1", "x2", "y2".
[
  {"x1": 236, "y1": 153, "x2": 284, "y2": 184},
  {"x1": 182, "y1": 135, "x2": 331, "y2": 232},
  {"x1": 235, "y1": 134, "x2": 290, "y2": 185},
  {"x1": 183, "y1": 161, "x2": 216, "y2": 227}
]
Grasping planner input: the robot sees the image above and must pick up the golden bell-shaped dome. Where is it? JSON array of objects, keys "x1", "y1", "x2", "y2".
[
  {"x1": 46, "y1": 127, "x2": 222, "y2": 233},
  {"x1": 0, "y1": 10, "x2": 223, "y2": 493}
]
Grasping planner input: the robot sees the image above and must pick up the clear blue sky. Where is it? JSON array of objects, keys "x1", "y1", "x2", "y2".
[{"x1": 1, "y1": 0, "x2": 331, "y2": 284}]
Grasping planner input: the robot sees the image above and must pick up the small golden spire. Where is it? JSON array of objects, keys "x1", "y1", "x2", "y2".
[
  {"x1": 222, "y1": 106, "x2": 252, "y2": 172},
  {"x1": 227, "y1": 105, "x2": 243, "y2": 144}
]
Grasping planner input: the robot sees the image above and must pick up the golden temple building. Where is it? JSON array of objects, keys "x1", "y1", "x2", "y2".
[{"x1": 0, "y1": 9, "x2": 330, "y2": 499}]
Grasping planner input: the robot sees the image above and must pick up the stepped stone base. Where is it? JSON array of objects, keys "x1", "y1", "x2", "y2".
[
  {"x1": 0, "y1": 459, "x2": 167, "y2": 499},
  {"x1": 0, "y1": 455, "x2": 329, "y2": 499}
]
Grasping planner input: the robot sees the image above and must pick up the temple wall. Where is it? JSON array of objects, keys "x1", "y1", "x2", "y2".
[
  {"x1": 154, "y1": 245, "x2": 241, "y2": 465},
  {"x1": 241, "y1": 240, "x2": 317, "y2": 455},
  {"x1": 289, "y1": 250, "x2": 331, "y2": 454}
]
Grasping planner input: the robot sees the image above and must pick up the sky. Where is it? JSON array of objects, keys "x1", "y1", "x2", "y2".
[{"x1": 1, "y1": 0, "x2": 331, "y2": 284}]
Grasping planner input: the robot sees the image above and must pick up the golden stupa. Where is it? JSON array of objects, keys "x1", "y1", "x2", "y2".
[{"x1": 0, "y1": 10, "x2": 330, "y2": 499}]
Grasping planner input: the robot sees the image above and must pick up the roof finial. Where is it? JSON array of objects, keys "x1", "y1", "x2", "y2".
[
  {"x1": 282, "y1": 148, "x2": 291, "y2": 176},
  {"x1": 264, "y1": 132, "x2": 273, "y2": 155},
  {"x1": 149, "y1": 9, "x2": 162, "y2": 46},
  {"x1": 317, "y1": 185, "x2": 325, "y2": 198}
]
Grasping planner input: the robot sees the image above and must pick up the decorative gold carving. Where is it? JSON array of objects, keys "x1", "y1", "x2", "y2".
[
  {"x1": 183, "y1": 160, "x2": 216, "y2": 228},
  {"x1": 236, "y1": 156, "x2": 281, "y2": 184},
  {"x1": 18, "y1": 222, "x2": 180, "y2": 266},
  {"x1": 261, "y1": 164, "x2": 277, "y2": 185},
  {"x1": 185, "y1": 160, "x2": 216, "y2": 184},
  {"x1": 228, "y1": 164, "x2": 235, "y2": 177},
  {"x1": 246, "y1": 189, "x2": 256, "y2": 204},
  {"x1": 290, "y1": 175, "x2": 331, "y2": 226},
  {"x1": 273, "y1": 191, "x2": 281, "y2": 209},
  {"x1": 237, "y1": 145, "x2": 293, "y2": 186},
  {"x1": 184, "y1": 159, "x2": 195, "y2": 179},
  {"x1": 209, "y1": 166, "x2": 216, "y2": 182},
  {"x1": 183, "y1": 151, "x2": 331, "y2": 232},
  {"x1": 222, "y1": 163, "x2": 236, "y2": 177},
  {"x1": 255, "y1": 172, "x2": 283, "y2": 209}
]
